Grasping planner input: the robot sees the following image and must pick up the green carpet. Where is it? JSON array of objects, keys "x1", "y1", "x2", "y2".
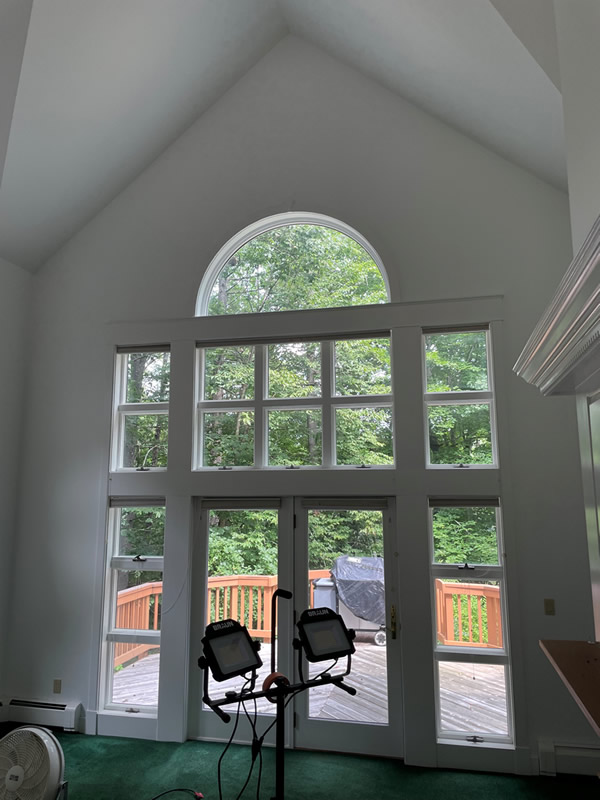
[{"x1": 53, "y1": 733, "x2": 599, "y2": 800}]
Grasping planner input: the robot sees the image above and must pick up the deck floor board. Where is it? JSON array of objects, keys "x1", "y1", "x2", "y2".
[{"x1": 112, "y1": 643, "x2": 508, "y2": 734}]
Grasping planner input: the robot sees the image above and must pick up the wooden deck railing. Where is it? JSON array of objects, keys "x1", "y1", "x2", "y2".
[
  {"x1": 435, "y1": 579, "x2": 502, "y2": 648},
  {"x1": 113, "y1": 576, "x2": 503, "y2": 670},
  {"x1": 206, "y1": 570, "x2": 331, "y2": 640},
  {"x1": 114, "y1": 581, "x2": 162, "y2": 668},
  {"x1": 113, "y1": 571, "x2": 331, "y2": 669}
]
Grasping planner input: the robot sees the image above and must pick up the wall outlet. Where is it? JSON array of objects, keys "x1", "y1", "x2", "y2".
[
  {"x1": 53, "y1": 679, "x2": 62, "y2": 694},
  {"x1": 544, "y1": 598, "x2": 556, "y2": 616}
]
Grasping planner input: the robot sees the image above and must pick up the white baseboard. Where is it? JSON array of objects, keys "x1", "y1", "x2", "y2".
[{"x1": 538, "y1": 739, "x2": 600, "y2": 776}]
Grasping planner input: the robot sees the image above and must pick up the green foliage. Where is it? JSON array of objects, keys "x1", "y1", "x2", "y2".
[
  {"x1": 124, "y1": 351, "x2": 170, "y2": 468},
  {"x1": 126, "y1": 352, "x2": 170, "y2": 402},
  {"x1": 432, "y1": 507, "x2": 498, "y2": 565},
  {"x1": 428, "y1": 404, "x2": 492, "y2": 465},
  {"x1": 308, "y1": 510, "x2": 384, "y2": 570},
  {"x1": 425, "y1": 332, "x2": 488, "y2": 392},
  {"x1": 204, "y1": 346, "x2": 254, "y2": 400},
  {"x1": 208, "y1": 510, "x2": 279, "y2": 576},
  {"x1": 203, "y1": 411, "x2": 254, "y2": 466},
  {"x1": 268, "y1": 410, "x2": 322, "y2": 466},
  {"x1": 425, "y1": 331, "x2": 492, "y2": 465},
  {"x1": 119, "y1": 507, "x2": 165, "y2": 556},
  {"x1": 268, "y1": 342, "x2": 321, "y2": 398},
  {"x1": 336, "y1": 407, "x2": 393, "y2": 465},
  {"x1": 207, "y1": 225, "x2": 387, "y2": 316},
  {"x1": 335, "y1": 338, "x2": 391, "y2": 395}
]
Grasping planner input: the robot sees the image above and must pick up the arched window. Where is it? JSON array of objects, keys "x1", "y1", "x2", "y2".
[{"x1": 195, "y1": 213, "x2": 389, "y2": 316}]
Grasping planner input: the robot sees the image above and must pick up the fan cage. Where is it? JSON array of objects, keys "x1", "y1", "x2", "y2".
[{"x1": 0, "y1": 726, "x2": 65, "y2": 800}]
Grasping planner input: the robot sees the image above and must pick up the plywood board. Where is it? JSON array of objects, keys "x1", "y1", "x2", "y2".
[{"x1": 540, "y1": 639, "x2": 600, "y2": 737}]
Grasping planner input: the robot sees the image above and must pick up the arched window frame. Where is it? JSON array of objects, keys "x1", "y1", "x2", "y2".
[{"x1": 195, "y1": 212, "x2": 391, "y2": 317}]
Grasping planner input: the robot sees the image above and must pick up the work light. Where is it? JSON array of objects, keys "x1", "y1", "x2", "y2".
[
  {"x1": 200, "y1": 618, "x2": 262, "y2": 682},
  {"x1": 296, "y1": 607, "x2": 356, "y2": 662}
]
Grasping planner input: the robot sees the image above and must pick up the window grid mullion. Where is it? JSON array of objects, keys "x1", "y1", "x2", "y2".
[
  {"x1": 255, "y1": 345, "x2": 265, "y2": 467},
  {"x1": 322, "y1": 340, "x2": 333, "y2": 467}
]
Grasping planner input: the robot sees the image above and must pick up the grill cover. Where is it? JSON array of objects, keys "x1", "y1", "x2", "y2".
[{"x1": 331, "y1": 555, "x2": 385, "y2": 626}]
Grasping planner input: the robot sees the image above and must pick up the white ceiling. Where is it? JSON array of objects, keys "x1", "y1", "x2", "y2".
[{"x1": 0, "y1": 0, "x2": 566, "y2": 273}]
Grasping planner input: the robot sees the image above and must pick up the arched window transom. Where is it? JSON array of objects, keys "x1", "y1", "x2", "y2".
[{"x1": 196, "y1": 213, "x2": 389, "y2": 316}]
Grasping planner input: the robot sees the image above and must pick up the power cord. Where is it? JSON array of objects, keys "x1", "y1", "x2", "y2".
[
  {"x1": 149, "y1": 790, "x2": 203, "y2": 799},
  {"x1": 217, "y1": 677, "x2": 251, "y2": 800}
]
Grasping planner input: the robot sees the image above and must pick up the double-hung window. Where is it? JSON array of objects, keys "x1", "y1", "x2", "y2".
[
  {"x1": 112, "y1": 348, "x2": 171, "y2": 470},
  {"x1": 101, "y1": 501, "x2": 165, "y2": 710},
  {"x1": 424, "y1": 329, "x2": 496, "y2": 466}
]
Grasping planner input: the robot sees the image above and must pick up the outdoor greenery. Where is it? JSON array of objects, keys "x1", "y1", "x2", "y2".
[
  {"x1": 115, "y1": 227, "x2": 498, "y2": 639},
  {"x1": 425, "y1": 331, "x2": 493, "y2": 464},
  {"x1": 122, "y1": 351, "x2": 170, "y2": 468},
  {"x1": 207, "y1": 224, "x2": 387, "y2": 315}
]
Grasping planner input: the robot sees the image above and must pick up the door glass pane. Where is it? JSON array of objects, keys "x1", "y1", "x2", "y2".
[
  {"x1": 111, "y1": 642, "x2": 160, "y2": 706},
  {"x1": 268, "y1": 409, "x2": 322, "y2": 465},
  {"x1": 434, "y1": 579, "x2": 503, "y2": 649},
  {"x1": 428, "y1": 403, "x2": 493, "y2": 465},
  {"x1": 205, "y1": 509, "x2": 279, "y2": 714},
  {"x1": 438, "y1": 662, "x2": 508, "y2": 736},
  {"x1": 268, "y1": 342, "x2": 321, "y2": 398},
  {"x1": 307, "y1": 509, "x2": 388, "y2": 724}
]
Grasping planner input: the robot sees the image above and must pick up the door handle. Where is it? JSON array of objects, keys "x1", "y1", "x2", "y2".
[{"x1": 388, "y1": 604, "x2": 397, "y2": 640}]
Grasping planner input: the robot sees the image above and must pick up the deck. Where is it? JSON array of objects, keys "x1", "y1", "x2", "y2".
[{"x1": 112, "y1": 640, "x2": 508, "y2": 735}]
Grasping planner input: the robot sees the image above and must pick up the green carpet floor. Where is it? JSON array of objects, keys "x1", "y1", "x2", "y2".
[{"x1": 53, "y1": 733, "x2": 599, "y2": 800}]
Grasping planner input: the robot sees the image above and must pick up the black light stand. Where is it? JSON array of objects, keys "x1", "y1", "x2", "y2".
[{"x1": 199, "y1": 592, "x2": 356, "y2": 800}]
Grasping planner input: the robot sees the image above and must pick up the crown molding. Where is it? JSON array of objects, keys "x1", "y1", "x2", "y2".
[{"x1": 514, "y1": 214, "x2": 600, "y2": 396}]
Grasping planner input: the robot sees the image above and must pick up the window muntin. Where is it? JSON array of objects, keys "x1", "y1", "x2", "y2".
[
  {"x1": 113, "y1": 349, "x2": 170, "y2": 470},
  {"x1": 102, "y1": 503, "x2": 165, "y2": 712},
  {"x1": 423, "y1": 330, "x2": 496, "y2": 467},
  {"x1": 204, "y1": 223, "x2": 388, "y2": 316},
  {"x1": 195, "y1": 335, "x2": 393, "y2": 469}
]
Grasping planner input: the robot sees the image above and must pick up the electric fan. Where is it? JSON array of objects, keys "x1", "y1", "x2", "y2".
[{"x1": 0, "y1": 726, "x2": 67, "y2": 800}]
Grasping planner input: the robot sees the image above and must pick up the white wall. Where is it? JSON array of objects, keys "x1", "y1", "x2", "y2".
[
  {"x1": 554, "y1": 1, "x2": 600, "y2": 250},
  {"x1": 0, "y1": 256, "x2": 32, "y2": 691},
  {"x1": 0, "y1": 0, "x2": 32, "y2": 191},
  {"x1": 6, "y1": 35, "x2": 594, "y2": 757}
]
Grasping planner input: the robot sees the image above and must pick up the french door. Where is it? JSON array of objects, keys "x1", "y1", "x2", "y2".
[{"x1": 188, "y1": 496, "x2": 403, "y2": 758}]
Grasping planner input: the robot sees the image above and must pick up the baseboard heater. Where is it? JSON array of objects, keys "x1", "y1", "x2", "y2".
[{"x1": 5, "y1": 699, "x2": 83, "y2": 731}]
